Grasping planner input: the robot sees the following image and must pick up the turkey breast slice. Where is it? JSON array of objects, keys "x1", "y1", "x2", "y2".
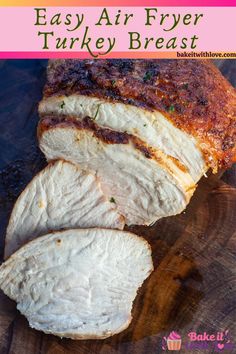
[
  {"x1": 38, "y1": 116, "x2": 196, "y2": 226},
  {"x1": 0, "y1": 228, "x2": 153, "y2": 339},
  {"x1": 39, "y1": 94, "x2": 206, "y2": 182},
  {"x1": 4, "y1": 160, "x2": 124, "y2": 259}
]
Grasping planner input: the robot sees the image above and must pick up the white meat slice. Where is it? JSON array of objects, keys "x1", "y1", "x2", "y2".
[
  {"x1": 5, "y1": 161, "x2": 124, "y2": 258},
  {"x1": 0, "y1": 228, "x2": 153, "y2": 339},
  {"x1": 38, "y1": 122, "x2": 196, "y2": 226}
]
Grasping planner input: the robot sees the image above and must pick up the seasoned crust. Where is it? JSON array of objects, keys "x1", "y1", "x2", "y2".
[
  {"x1": 43, "y1": 59, "x2": 236, "y2": 170},
  {"x1": 38, "y1": 115, "x2": 188, "y2": 173}
]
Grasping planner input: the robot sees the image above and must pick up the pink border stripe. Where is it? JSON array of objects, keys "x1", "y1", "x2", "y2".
[
  {"x1": 0, "y1": 52, "x2": 92, "y2": 59},
  {"x1": 0, "y1": 1, "x2": 236, "y2": 6},
  {"x1": 1, "y1": 52, "x2": 236, "y2": 59},
  {"x1": 0, "y1": 52, "x2": 160, "y2": 58}
]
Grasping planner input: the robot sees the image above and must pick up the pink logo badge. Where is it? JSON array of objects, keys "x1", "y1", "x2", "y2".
[{"x1": 162, "y1": 331, "x2": 182, "y2": 351}]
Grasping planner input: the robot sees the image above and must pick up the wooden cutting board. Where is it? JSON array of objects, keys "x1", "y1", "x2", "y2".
[
  {"x1": 0, "y1": 60, "x2": 235, "y2": 354},
  {"x1": 0, "y1": 178, "x2": 235, "y2": 354}
]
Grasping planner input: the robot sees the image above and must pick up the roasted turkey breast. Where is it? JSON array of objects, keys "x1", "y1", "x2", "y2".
[
  {"x1": 39, "y1": 59, "x2": 236, "y2": 173},
  {"x1": 38, "y1": 59, "x2": 236, "y2": 225}
]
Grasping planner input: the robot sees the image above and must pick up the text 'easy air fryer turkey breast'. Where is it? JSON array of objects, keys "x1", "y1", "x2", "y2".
[
  {"x1": 5, "y1": 160, "x2": 124, "y2": 259},
  {"x1": 39, "y1": 59, "x2": 236, "y2": 179},
  {"x1": 0, "y1": 228, "x2": 153, "y2": 339},
  {"x1": 38, "y1": 116, "x2": 196, "y2": 226}
]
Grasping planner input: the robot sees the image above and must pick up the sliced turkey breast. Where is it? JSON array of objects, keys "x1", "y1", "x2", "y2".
[
  {"x1": 39, "y1": 93, "x2": 206, "y2": 182},
  {"x1": 38, "y1": 116, "x2": 196, "y2": 226},
  {"x1": 5, "y1": 160, "x2": 124, "y2": 259},
  {"x1": 39, "y1": 59, "x2": 236, "y2": 180},
  {"x1": 0, "y1": 228, "x2": 153, "y2": 339}
]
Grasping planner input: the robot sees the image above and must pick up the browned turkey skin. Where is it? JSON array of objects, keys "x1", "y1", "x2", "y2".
[{"x1": 43, "y1": 59, "x2": 236, "y2": 170}]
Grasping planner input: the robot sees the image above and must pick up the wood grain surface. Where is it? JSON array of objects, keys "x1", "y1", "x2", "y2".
[{"x1": 0, "y1": 60, "x2": 235, "y2": 354}]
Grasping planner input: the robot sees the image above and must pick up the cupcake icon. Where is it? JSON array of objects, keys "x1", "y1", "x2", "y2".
[{"x1": 166, "y1": 331, "x2": 182, "y2": 350}]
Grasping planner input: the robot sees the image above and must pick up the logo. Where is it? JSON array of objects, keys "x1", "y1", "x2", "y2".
[
  {"x1": 162, "y1": 331, "x2": 182, "y2": 351},
  {"x1": 161, "y1": 330, "x2": 234, "y2": 352}
]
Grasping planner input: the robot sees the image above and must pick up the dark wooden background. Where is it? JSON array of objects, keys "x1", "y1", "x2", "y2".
[{"x1": 0, "y1": 60, "x2": 235, "y2": 354}]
